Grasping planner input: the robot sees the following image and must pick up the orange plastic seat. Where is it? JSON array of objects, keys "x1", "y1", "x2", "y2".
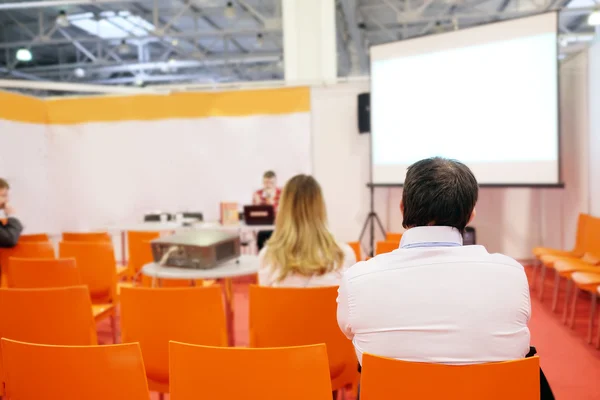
[
  {"x1": 6, "y1": 257, "x2": 80, "y2": 288},
  {"x1": 120, "y1": 286, "x2": 227, "y2": 394},
  {"x1": 249, "y1": 286, "x2": 358, "y2": 393},
  {"x1": 347, "y1": 241, "x2": 362, "y2": 262},
  {"x1": 2, "y1": 339, "x2": 149, "y2": 400},
  {"x1": 0, "y1": 241, "x2": 55, "y2": 287},
  {"x1": 19, "y1": 233, "x2": 50, "y2": 242},
  {"x1": 533, "y1": 213, "x2": 591, "y2": 259},
  {"x1": 127, "y1": 231, "x2": 161, "y2": 279},
  {"x1": 59, "y1": 241, "x2": 119, "y2": 342},
  {"x1": 375, "y1": 240, "x2": 398, "y2": 255},
  {"x1": 360, "y1": 353, "x2": 539, "y2": 400},
  {"x1": 0, "y1": 286, "x2": 98, "y2": 395},
  {"x1": 385, "y1": 232, "x2": 403, "y2": 243},
  {"x1": 169, "y1": 342, "x2": 332, "y2": 400},
  {"x1": 63, "y1": 231, "x2": 112, "y2": 242}
]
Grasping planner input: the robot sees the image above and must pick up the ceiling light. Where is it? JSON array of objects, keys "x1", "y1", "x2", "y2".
[
  {"x1": 117, "y1": 39, "x2": 130, "y2": 55},
  {"x1": 171, "y1": 39, "x2": 179, "y2": 46},
  {"x1": 15, "y1": 48, "x2": 32, "y2": 62},
  {"x1": 256, "y1": 33, "x2": 264, "y2": 48},
  {"x1": 224, "y1": 2, "x2": 236, "y2": 19},
  {"x1": 134, "y1": 76, "x2": 144, "y2": 86},
  {"x1": 74, "y1": 68, "x2": 86, "y2": 78},
  {"x1": 588, "y1": 10, "x2": 600, "y2": 26},
  {"x1": 56, "y1": 10, "x2": 70, "y2": 27}
]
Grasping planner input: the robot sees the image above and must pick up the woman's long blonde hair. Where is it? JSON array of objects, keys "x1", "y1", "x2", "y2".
[{"x1": 264, "y1": 174, "x2": 344, "y2": 281}]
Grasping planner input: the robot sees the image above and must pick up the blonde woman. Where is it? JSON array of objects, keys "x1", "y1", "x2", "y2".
[{"x1": 258, "y1": 174, "x2": 356, "y2": 287}]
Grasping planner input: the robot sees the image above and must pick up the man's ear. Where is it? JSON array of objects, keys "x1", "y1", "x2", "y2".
[
  {"x1": 400, "y1": 200, "x2": 404, "y2": 215},
  {"x1": 468, "y1": 208, "x2": 476, "y2": 225}
]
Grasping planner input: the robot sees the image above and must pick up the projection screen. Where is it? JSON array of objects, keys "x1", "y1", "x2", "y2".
[{"x1": 370, "y1": 12, "x2": 560, "y2": 186}]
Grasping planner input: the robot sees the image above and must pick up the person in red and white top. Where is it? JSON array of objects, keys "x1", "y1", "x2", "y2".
[{"x1": 253, "y1": 170, "x2": 281, "y2": 250}]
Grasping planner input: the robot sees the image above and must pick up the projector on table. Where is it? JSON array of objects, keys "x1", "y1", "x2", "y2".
[{"x1": 151, "y1": 231, "x2": 240, "y2": 269}]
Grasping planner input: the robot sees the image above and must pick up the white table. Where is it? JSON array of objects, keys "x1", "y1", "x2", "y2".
[
  {"x1": 107, "y1": 222, "x2": 274, "y2": 265},
  {"x1": 141, "y1": 255, "x2": 260, "y2": 346}
]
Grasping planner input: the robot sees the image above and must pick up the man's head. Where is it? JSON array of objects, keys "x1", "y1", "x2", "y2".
[
  {"x1": 262, "y1": 170, "x2": 277, "y2": 190},
  {"x1": 401, "y1": 157, "x2": 478, "y2": 232},
  {"x1": 0, "y1": 179, "x2": 9, "y2": 208}
]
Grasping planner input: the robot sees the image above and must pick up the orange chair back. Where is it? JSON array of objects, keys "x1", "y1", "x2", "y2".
[
  {"x1": 582, "y1": 215, "x2": 600, "y2": 257},
  {"x1": 348, "y1": 241, "x2": 362, "y2": 261},
  {"x1": 0, "y1": 241, "x2": 55, "y2": 286},
  {"x1": 385, "y1": 232, "x2": 403, "y2": 243},
  {"x1": 19, "y1": 233, "x2": 50, "y2": 242},
  {"x1": 169, "y1": 342, "x2": 332, "y2": 400},
  {"x1": 127, "y1": 231, "x2": 160, "y2": 277},
  {"x1": 59, "y1": 241, "x2": 117, "y2": 304},
  {"x1": 62, "y1": 231, "x2": 111, "y2": 242},
  {"x1": 0, "y1": 286, "x2": 98, "y2": 395},
  {"x1": 2, "y1": 339, "x2": 149, "y2": 400},
  {"x1": 360, "y1": 354, "x2": 540, "y2": 400},
  {"x1": 375, "y1": 240, "x2": 398, "y2": 255},
  {"x1": 6, "y1": 258, "x2": 80, "y2": 288},
  {"x1": 249, "y1": 285, "x2": 358, "y2": 390},
  {"x1": 120, "y1": 286, "x2": 227, "y2": 390}
]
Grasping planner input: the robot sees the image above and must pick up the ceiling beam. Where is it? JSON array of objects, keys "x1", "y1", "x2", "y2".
[
  {"x1": 0, "y1": 0, "x2": 138, "y2": 10},
  {"x1": 339, "y1": 0, "x2": 369, "y2": 74}
]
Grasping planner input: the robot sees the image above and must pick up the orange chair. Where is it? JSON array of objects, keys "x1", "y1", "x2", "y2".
[
  {"x1": 385, "y1": 232, "x2": 403, "y2": 243},
  {"x1": 5, "y1": 258, "x2": 80, "y2": 288},
  {"x1": 375, "y1": 240, "x2": 398, "y2": 255},
  {"x1": 62, "y1": 231, "x2": 112, "y2": 242},
  {"x1": 2, "y1": 339, "x2": 149, "y2": 400},
  {"x1": 347, "y1": 241, "x2": 362, "y2": 262},
  {"x1": 19, "y1": 233, "x2": 50, "y2": 242},
  {"x1": 120, "y1": 286, "x2": 227, "y2": 394},
  {"x1": 249, "y1": 286, "x2": 358, "y2": 394},
  {"x1": 535, "y1": 214, "x2": 600, "y2": 301},
  {"x1": 127, "y1": 231, "x2": 161, "y2": 279},
  {"x1": 59, "y1": 241, "x2": 118, "y2": 342},
  {"x1": 550, "y1": 254, "x2": 600, "y2": 316},
  {"x1": 533, "y1": 213, "x2": 591, "y2": 259},
  {"x1": 360, "y1": 353, "x2": 539, "y2": 399},
  {"x1": 169, "y1": 342, "x2": 332, "y2": 400},
  {"x1": 566, "y1": 270, "x2": 600, "y2": 343},
  {"x1": 0, "y1": 241, "x2": 55, "y2": 287},
  {"x1": 0, "y1": 286, "x2": 98, "y2": 396}
]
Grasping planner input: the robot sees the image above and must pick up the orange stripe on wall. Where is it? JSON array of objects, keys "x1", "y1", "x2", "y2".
[
  {"x1": 0, "y1": 90, "x2": 47, "y2": 124},
  {"x1": 45, "y1": 87, "x2": 311, "y2": 125}
]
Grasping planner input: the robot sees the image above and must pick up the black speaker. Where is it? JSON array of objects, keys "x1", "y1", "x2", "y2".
[
  {"x1": 463, "y1": 227, "x2": 476, "y2": 245},
  {"x1": 357, "y1": 92, "x2": 370, "y2": 134}
]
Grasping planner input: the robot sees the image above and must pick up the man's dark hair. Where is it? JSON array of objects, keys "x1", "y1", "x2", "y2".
[
  {"x1": 402, "y1": 157, "x2": 478, "y2": 232},
  {"x1": 0, "y1": 179, "x2": 9, "y2": 190},
  {"x1": 263, "y1": 170, "x2": 276, "y2": 179}
]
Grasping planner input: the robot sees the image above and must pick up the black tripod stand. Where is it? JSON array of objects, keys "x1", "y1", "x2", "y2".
[{"x1": 358, "y1": 183, "x2": 386, "y2": 257}]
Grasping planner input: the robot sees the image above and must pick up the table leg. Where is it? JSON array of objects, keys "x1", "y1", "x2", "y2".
[
  {"x1": 120, "y1": 231, "x2": 127, "y2": 267},
  {"x1": 223, "y1": 278, "x2": 235, "y2": 346}
]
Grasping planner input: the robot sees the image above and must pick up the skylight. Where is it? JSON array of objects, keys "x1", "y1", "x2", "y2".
[{"x1": 69, "y1": 11, "x2": 155, "y2": 39}]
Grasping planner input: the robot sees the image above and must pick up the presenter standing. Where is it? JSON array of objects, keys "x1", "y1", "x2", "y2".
[{"x1": 253, "y1": 170, "x2": 281, "y2": 251}]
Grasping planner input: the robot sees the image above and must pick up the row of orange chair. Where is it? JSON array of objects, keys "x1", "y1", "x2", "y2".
[
  {"x1": 0, "y1": 337, "x2": 540, "y2": 400},
  {"x1": 347, "y1": 232, "x2": 402, "y2": 261},
  {"x1": 532, "y1": 213, "x2": 600, "y2": 345}
]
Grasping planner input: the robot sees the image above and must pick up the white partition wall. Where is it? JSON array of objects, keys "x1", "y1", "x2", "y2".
[
  {"x1": 0, "y1": 91, "x2": 55, "y2": 234},
  {"x1": 45, "y1": 88, "x2": 312, "y2": 232},
  {"x1": 589, "y1": 41, "x2": 600, "y2": 217}
]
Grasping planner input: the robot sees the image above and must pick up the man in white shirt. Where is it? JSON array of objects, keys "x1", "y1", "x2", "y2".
[{"x1": 338, "y1": 157, "x2": 552, "y2": 397}]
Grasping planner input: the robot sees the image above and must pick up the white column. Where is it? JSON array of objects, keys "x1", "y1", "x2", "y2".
[{"x1": 282, "y1": 0, "x2": 337, "y2": 84}]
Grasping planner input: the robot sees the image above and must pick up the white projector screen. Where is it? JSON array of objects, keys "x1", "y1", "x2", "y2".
[{"x1": 370, "y1": 13, "x2": 560, "y2": 186}]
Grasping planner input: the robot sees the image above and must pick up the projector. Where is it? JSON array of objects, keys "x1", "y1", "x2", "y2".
[{"x1": 151, "y1": 231, "x2": 241, "y2": 269}]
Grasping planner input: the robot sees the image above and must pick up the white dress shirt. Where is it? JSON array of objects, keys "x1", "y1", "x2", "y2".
[
  {"x1": 337, "y1": 226, "x2": 531, "y2": 365},
  {"x1": 258, "y1": 242, "x2": 356, "y2": 287}
]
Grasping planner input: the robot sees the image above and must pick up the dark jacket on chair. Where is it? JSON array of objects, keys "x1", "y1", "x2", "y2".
[{"x1": 0, "y1": 217, "x2": 23, "y2": 248}]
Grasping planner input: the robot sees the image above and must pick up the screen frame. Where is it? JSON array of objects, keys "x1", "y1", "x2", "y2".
[{"x1": 368, "y1": 11, "x2": 563, "y2": 188}]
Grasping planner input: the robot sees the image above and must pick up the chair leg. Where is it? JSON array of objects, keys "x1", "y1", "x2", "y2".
[
  {"x1": 552, "y1": 271, "x2": 561, "y2": 312},
  {"x1": 596, "y1": 309, "x2": 600, "y2": 349},
  {"x1": 159, "y1": 393, "x2": 165, "y2": 400},
  {"x1": 588, "y1": 293, "x2": 597, "y2": 344},
  {"x1": 530, "y1": 260, "x2": 539, "y2": 292},
  {"x1": 110, "y1": 314, "x2": 118, "y2": 344},
  {"x1": 569, "y1": 287, "x2": 580, "y2": 329},
  {"x1": 562, "y1": 279, "x2": 572, "y2": 324},
  {"x1": 538, "y1": 264, "x2": 547, "y2": 301}
]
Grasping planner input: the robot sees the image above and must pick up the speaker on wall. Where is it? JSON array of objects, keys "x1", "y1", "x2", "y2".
[{"x1": 357, "y1": 92, "x2": 370, "y2": 134}]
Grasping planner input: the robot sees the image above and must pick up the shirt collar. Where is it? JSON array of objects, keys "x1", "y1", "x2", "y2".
[{"x1": 399, "y1": 226, "x2": 463, "y2": 249}]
